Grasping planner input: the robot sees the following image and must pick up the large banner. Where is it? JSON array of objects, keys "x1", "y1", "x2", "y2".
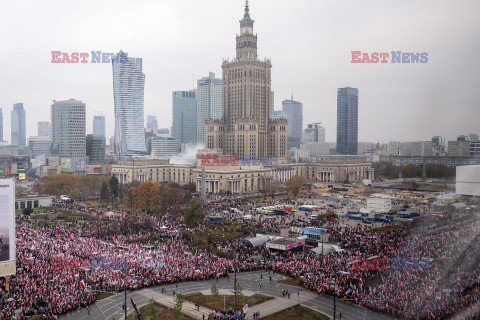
[
  {"x1": 61, "y1": 158, "x2": 72, "y2": 170},
  {"x1": 74, "y1": 158, "x2": 86, "y2": 171},
  {"x1": 291, "y1": 227, "x2": 327, "y2": 236},
  {"x1": 0, "y1": 179, "x2": 15, "y2": 276},
  {"x1": 390, "y1": 257, "x2": 429, "y2": 270}
]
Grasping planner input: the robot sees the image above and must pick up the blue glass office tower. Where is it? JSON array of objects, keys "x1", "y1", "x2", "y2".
[
  {"x1": 172, "y1": 90, "x2": 197, "y2": 144},
  {"x1": 282, "y1": 97, "x2": 303, "y2": 149},
  {"x1": 93, "y1": 115, "x2": 106, "y2": 138},
  {"x1": 112, "y1": 51, "x2": 147, "y2": 160},
  {"x1": 336, "y1": 87, "x2": 358, "y2": 155},
  {"x1": 11, "y1": 103, "x2": 26, "y2": 146}
]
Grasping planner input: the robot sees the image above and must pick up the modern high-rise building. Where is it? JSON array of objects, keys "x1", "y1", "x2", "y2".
[
  {"x1": 93, "y1": 115, "x2": 106, "y2": 137},
  {"x1": 146, "y1": 115, "x2": 159, "y2": 133},
  {"x1": 410, "y1": 141, "x2": 434, "y2": 157},
  {"x1": 113, "y1": 51, "x2": 147, "y2": 160},
  {"x1": 147, "y1": 135, "x2": 180, "y2": 159},
  {"x1": 471, "y1": 141, "x2": 480, "y2": 156},
  {"x1": 158, "y1": 128, "x2": 170, "y2": 135},
  {"x1": 303, "y1": 123, "x2": 325, "y2": 143},
  {"x1": 205, "y1": 2, "x2": 287, "y2": 158},
  {"x1": 28, "y1": 136, "x2": 51, "y2": 156},
  {"x1": 86, "y1": 134, "x2": 106, "y2": 164},
  {"x1": 11, "y1": 103, "x2": 26, "y2": 146},
  {"x1": 196, "y1": 72, "x2": 222, "y2": 145},
  {"x1": 448, "y1": 140, "x2": 471, "y2": 157},
  {"x1": 336, "y1": 87, "x2": 358, "y2": 155},
  {"x1": 282, "y1": 97, "x2": 303, "y2": 149},
  {"x1": 0, "y1": 108, "x2": 3, "y2": 142},
  {"x1": 51, "y1": 99, "x2": 86, "y2": 158},
  {"x1": 38, "y1": 121, "x2": 50, "y2": 137},
  {"x1": 172, "y1": 90, "x2": 197, "y2": 144}
]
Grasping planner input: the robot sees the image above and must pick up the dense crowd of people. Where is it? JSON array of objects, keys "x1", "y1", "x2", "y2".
[{"x1": 1, "y1": 197, "x2": 479, "y2": 319}]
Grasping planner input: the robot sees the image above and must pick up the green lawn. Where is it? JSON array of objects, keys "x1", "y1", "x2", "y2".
[
  {"x1": 262, "y1": 305, "x2": 331, "y2": 320},
  {"x1": 126, "y1": 301, "x2": 194, "y2": 320},
  {"x1": 184, "y1": 293, "x2": 272, "y2": 311}
]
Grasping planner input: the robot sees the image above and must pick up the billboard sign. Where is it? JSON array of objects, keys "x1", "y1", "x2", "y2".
[
  {"x1": 61, "y1": 158, "x2": 72, "y2": 170},
  {"x1": 12, "y1": 156, "x2": 30, "y2": 170},
  {"x1": 291, "y1": 227, "x2": 327, "y2": 236},
  {"x1": 18, "y1": 173, "x2": 26, "y2": 180},
  {"x1": 74, "y1": 158, "x2": 86, "y2": 171},
  {"x1": 0, "y1": 179, "x2": 16, "y2": 276}
]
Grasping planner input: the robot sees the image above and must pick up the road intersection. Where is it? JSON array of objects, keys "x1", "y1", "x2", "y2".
[{"x1": 59, "y1": 270, "x2": 398, "y2": 320}]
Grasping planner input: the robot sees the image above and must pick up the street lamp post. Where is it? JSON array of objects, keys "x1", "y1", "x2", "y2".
[
  {"x1": 333, "y1": 294, "x2": 337, "y2": 320},
  {"x1": 124, "y1": 287, "x2": 127, "y2": 319},
  {"x1": 234, "y1": 267, "x2": 237, "y2": 314}
]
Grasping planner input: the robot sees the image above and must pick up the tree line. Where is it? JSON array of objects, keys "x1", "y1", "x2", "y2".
[
  {"x1": 372, "y1": 162, "x2": 455, "y2": 179},
  {"x1": 35, "y1": 173, "x2": 204, "y2": 227}
]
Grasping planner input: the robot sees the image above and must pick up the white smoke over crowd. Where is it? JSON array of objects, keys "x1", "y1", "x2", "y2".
[{"x1": 169, "y1": 144, "x2": 204, "y2": 165}]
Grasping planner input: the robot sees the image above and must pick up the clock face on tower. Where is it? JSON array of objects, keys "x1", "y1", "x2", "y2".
[
  {"x1": 242, "y1": 27, "x2": 246, "y2": 34},
  {"x1": 248, "y1": 27, "x2": 252, "y2": 33}
]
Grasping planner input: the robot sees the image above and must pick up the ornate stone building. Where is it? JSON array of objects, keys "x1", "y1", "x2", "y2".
[
  {"x1": 111, "y1": 152, "x2": 375, "y2": 194},
  {"x1": 206, "y1": 1, "x2": 287, "y2": 159}
]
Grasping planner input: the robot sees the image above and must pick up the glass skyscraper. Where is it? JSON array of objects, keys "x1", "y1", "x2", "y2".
[
  {"x1": 282, "y1": 97, "x2": 303, "y2": 149},
  {"x1": 146, "y1": 115, "x2": 158, "y2": 133},
  {"x1": 336, "y1": 87, "x2": 358, "y2": 155},
  {"x1": 38, "y1": 121, "x2": 50, "y2": 137},
  {"x1": 172, "y1": 90, "x2": 197, "y2": 144},
  {"x1": 93, "y1": 115, "x2": 105, "y2": 138},
  {"x1": 113, "y1": 51, "x2": 147, "y2": 160},
  {"x1": 196, "y1": 72, "x2": 222, "y2": 145},
  {"x1": 11, "y1": 103, "x2": 26, "y2": 146}
]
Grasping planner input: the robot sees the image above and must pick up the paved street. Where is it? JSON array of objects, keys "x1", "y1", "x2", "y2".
[{"x1": 59, "y1": 271, "x2": 398, "y2": 320}]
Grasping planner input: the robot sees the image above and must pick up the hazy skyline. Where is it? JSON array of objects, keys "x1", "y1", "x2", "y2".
[{"x1": 1, "y1": 0, "x2": 479, "y2": 144}]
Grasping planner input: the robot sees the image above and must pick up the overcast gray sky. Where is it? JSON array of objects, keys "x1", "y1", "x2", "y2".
[{"x1": 1, "y1": 0, "x2": 479, "y2": 144}]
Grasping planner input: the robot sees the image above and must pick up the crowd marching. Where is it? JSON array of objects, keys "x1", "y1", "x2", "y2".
[{"x1": 0, "y1": 198, "x2": 479, "y2": 319}]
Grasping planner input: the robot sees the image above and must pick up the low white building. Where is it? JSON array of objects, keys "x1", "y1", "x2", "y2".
[
  {"x1": 28, "y1": 136, "x2": 51, "y2": 157},
  {"x1": 456, "y1": 165, "x2": 480, "y2": 196},
  {"x1": 367, "y1": 198, "x2": 392, "y2": 213}
]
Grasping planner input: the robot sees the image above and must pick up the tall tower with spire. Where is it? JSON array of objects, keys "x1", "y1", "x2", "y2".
[
  {"x1": 236, "y1": 1, "x2": 257, "y2": 61},
  {"x1": 205, "y1": 1, "x2": 287, "y2": 159}
]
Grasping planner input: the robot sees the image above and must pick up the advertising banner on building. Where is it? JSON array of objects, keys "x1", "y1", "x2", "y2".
[
  {"x1": 74, "y1": 158, "x2": 86, "y2": 171},
  {"x1": 61, "y1": 158, "x2": 72, "y2": 170},
  {"x1": 18, "y1": 173, "x2": 26, "y2": 180},
  {"x1": 0, "y1": 179, "x2": 16, "y2": 276}
]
